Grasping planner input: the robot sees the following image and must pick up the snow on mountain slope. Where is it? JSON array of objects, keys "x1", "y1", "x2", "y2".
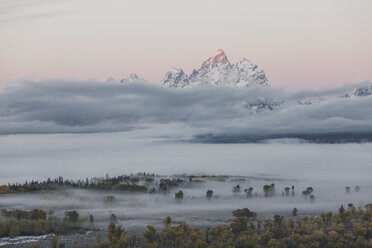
[
  {"x1": 107, "y1": 73, "x2": 146, "y2": 84},
  {"x1": 161, "y1": 49, "x2": 269, "y2": 88},
  {"x1": 350, "y1": 84, "x2": 372, "y2": 97},
  {"x1": 161, "y1": 67, "x2": 189, "y2": 88}
]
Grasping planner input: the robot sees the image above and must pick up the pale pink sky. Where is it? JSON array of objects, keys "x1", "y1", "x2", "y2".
[{"x1": 0, "y1": 0, "x2": 371, "y2": 89}]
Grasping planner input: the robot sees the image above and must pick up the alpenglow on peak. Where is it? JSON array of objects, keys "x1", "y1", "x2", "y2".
[
  {"x1": 161, "y1": 49, "x2": 269, "y2": 88},
  {"x1": 200, "y1": 48, "x2": 229, "y2": 69}
]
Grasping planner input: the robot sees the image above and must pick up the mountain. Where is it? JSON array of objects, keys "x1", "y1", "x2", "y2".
[
  {"x1": 107, "y1": 73, "x2": 146, "y2": 84},
  {"x1": 343, "y1": 84, "x2": 372, "y2": 98},
  {"x1": 161, "y1": 49, "x2": 269, "y2": 88},
  {"x1": 351, "y1": 84, "x2": 372, "y2": 97},
  {"x1": 235, "y1": 97, "x2": 282, "y2": 113},
  {"x1": 161, "y1": 67, "x2": 189, "y2": 88}
]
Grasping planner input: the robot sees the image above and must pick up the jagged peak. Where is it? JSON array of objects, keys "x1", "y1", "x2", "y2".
[
  {"x1": 107, "y1": 76, "x2": 115, "y2": 82},
  {"x1": 351, "y1": 83, "x2": 372, "y2": 97},
  {"x1": 119, "y1": 73, "x2": 145, "y2": 83},
  {"x1": 128, "y1": 73, "x2": 139, "y2": 79},
  {"x1": 215, "y1": 48, "x2": 226, "y2": 56},
  {"x1": 169, "y1": 66, "x2": 184, "y2": 74},
  {"x1": 161, "y1": 66, "x2": 189, "y2": 88},
  {"x1": 236, "y1": 58, "x2": 259, "y2": 71},
  {"x1": 238, "y1": 58, "x2": 251, "y2": 64},
  {"x1": 200, "y1": 49, "x2": 229, "y2": 69}
]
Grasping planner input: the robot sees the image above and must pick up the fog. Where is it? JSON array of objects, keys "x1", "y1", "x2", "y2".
[
  {"x1": 0, "y1": 132, "x2": 372, "y2": 184},
  {"x1": 0, "y1": 132, "x2": 371, "y2": 229},
  {"x1": 0, "y1": 80, "x2": 372, "y2": 230},
  {"x1": 0, "y1": 80, "x2": 372, "y2": 143},
  {"x1": 0, "y1": 174, "x2": 371, "y2": 230}
]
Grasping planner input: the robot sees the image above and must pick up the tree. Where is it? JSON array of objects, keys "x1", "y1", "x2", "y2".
[
  {"x1": 164, "y1": 216, "x2": 171, "y2": 226},
  {"x1": 144, "y1": 225, "x2": 158, "y2": 245},
  {"x1": 339, "y1": 205, "x2": 345, "y2": 214},
  {"x1": 206, "y1": 190, "x2": 213, "y2": 200},
  {"x1": 108, "y1": 223, "x2": 118, "y2": 244},
  {"x1": 175, "y1": 190, "x2": 184, "y2": 200},
  {"x1": 89, "y1": 214, "x2": 94, "y2": 224},
  {"x1": 306, "y1": 187, "x2": 314, "y2": 193},
  {"x1": 345, "y1": 186, "x2": 351, "y2": 193},
  {"x1": 284, "y1": 187, "x2": 290, "y2": 196},
  {"x1": 110, "y1": 213, "x2": 118, "y2": 223},
  {"x1": 292, "y1": 208, "x2": 298, "y2": 216},
  {"x1": 233, "y1": 185, "x2": 241, "y2": 193},
  {"x1": 66, "y1": 211, "x2": 79, "y2": 223},
  {"x1": 8, "y1": 224, "x2": 20, "y2": 238},
  {"x1": 106, "y1": 221, "x2": 134, "y2": 247},
  {"x1": 263, "y1": 185, "x2": 271, "y2": 197},
  {"x1": 244, "y1": 187, "x2": 254, "y2": 197},
  {"x1": 231, "y1": 217, "x2": 248, "y2": 235},
  {"x1": 232, "y1": 208, "x2": 257, "y2": 220},
  {"x1": 355, "y1": 185, "x2": 360, "y2": 192}
]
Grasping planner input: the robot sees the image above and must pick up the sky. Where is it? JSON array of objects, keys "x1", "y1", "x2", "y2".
[{"x1": 0, "y1": 0, "x2": 371, "y2": 89}]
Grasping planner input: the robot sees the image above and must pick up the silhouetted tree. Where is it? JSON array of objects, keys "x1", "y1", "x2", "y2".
[
  {"x1": 206, "y1": 190, "x2": 213, "y2": 200},
  {"x1": 292, "y1": 208, "x2": 298, "y2": 216},
  {"x1": 355, "y1": 185, "x2": 361, "y2": 192},
  {"x1": 339, "y1": 205, "x2": 345, "y2": 214},
  {"x1": 66, "y1": 211, "x2": 79, "y2": 223},
  {"x1": 345, "y1": 186, "x2": 351, "y2": 193},
  {"x1": 175, "y1": 190, "x2": 184, "y2": 200},
  {"x1": 110, "y1": 213, "x2": 118, "y2": 223}
]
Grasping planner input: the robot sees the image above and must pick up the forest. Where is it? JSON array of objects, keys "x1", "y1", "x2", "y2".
[
  {"x1": 0, "y1": 173, "x2": 371, "y2": 247},
  {"x1": 2, "y1": 205, "x2": 371, "y2": 247}
]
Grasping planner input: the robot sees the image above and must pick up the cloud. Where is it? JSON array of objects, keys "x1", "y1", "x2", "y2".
[{"x1": 0, "y1": 79, "x2": 371, "y2": 143}]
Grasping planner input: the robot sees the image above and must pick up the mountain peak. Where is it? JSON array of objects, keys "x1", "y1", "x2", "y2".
[
  {"x1": 161, "y1": 66, "x2": 189, "y2": 88},
  {"x1": 216, "y1": 48, "x2": 226, "y2": 56},
  {"x1": 128, "y1": 73, "x2": 139, "y2": 79},
  {"x1": 201, "y1": 49, "x2": 229, "y2": 70},
  {"x1": 170, "y1": 66, "x2": 183, "y2": 73},
  {"x1": 119, "y1": 73, "x2": 145, "y2": 84}
]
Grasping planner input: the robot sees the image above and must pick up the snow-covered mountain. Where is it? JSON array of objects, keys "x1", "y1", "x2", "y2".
[
  {"x1": 341, "y1": 84, "x2": 372, "y2": 98},
  {"x1": 161, "y1": 49, "x2": 269, "y2": 88},
  {"x1": 108, "y1": 49, "x2": 268, "y2": 88},
  {"x1": 107, "y1": 73, "x2": 146, "y2": 84},
  {"x1": 350, "y1": 84, "x2": 372, "y2": 97},
  {"x1": 235, "y1": 97, "x2": 282, "y2": 113},
  {"x1": 161, "y1": 66, "x2": 189, "y2": 88}
]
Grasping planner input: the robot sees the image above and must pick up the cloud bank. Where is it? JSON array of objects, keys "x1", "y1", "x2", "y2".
[{"x1": 0, "y1": 80, "x2": 371, "y2": 143}]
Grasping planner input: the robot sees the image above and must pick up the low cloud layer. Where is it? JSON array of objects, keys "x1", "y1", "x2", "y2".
[{"x1": 0, "y1": 80, "x2": 371, "y2": 143}]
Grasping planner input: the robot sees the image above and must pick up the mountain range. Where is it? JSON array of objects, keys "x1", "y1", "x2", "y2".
[
  {"x1": 108, "y1": 49, "x2": 371, "y2": 113},
  {"x1": 161, "y1": 49, "x2": 269, "y2": 88},
  {"x1": 109, "y1": 49, "x2": 269, "y2": 88}
]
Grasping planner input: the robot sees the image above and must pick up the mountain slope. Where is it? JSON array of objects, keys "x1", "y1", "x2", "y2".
[{"x1": 161, "y1": 67, "x2": 189, "y2": 88}]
